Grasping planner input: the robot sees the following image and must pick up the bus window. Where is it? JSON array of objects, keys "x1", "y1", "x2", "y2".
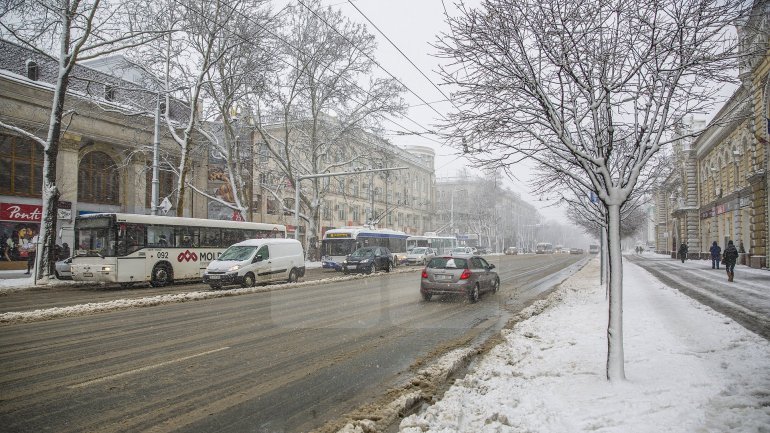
[
  {"x1": 200, "y1": 228, "x2": 221, "y2": 247},
  {"x1": 148, "y1": 225, "x2": 174, "y2": 247},
  {"x1": 175, "y1": 227, "x2": 199, "y2": 248}
]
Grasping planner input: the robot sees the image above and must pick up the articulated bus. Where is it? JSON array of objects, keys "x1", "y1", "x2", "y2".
[
  {"x1": 70, "y1": 213, "x2": 286, "y2": 287},
  {"x1": 406, "y1": 235, "x2": 457, "y2": 256},
  {"x1": 321, "y1": 227, "x2": 409, "y2": 271}
]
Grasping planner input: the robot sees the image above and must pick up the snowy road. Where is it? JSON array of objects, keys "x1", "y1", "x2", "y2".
[
  {"x1": 0, "y1": 254, "x2": 584, "y2": 433},
  {"x1": 626, "y1": 254, "x2": 770, "y2": 339}
]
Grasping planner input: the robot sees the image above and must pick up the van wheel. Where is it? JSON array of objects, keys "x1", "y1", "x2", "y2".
[
  {"x1": 242, "y1": 272, "x2": 255, "y2": 288},
  {"x1": 287, "y1": 268, "x2": 298, "y2": 283},
  {"x1": 150, "y1": 263, "x2": 172, "y2": 287},
  {"x1": 468, "y1": 284, "x2": 480, "y2": 303}
]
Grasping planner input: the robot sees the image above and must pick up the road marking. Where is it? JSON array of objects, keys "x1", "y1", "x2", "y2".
[{"x1": 69, "y1": 346, "x2": 230, "y2": 389}]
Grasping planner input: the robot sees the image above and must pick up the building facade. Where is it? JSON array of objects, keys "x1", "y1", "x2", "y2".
[{"x1": 654, "y1": 0, "x2": 769, "y2": 268}]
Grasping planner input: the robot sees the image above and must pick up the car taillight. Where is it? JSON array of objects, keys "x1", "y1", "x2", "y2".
[
  {"x1": 421, "y1": 269, "x2": 428, "y2": 279},
  {"x1": 460, "y1": 269, "x2": 472, "y2": 280}
]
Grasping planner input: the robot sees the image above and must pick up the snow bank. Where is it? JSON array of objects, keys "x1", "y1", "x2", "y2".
[{"x1": 399, "y1": 259, "x2": 770, "y2": 432}]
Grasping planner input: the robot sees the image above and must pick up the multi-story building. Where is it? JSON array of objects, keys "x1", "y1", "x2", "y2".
[
  {"x1": 434, "y1": 174, "x2": 540, "y2": 252},
  {"x1": 251, "y1": 123, "x2": 436, "y2": 243},
  {"x1": 655, "y1": 0, "x2": 769, "y2": 268},
  {"x1": 0, "y1": 40, "x2": 206, "y2": 269}
]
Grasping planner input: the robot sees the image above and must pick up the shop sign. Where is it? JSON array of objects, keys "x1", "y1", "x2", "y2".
[
  {"x1": 715, "y1": 204, "x2": 726, "y2": 215},
  {"x1": 1, "y1": 203, "x2": 43, "y2": 222},
  {"x1": 1, "y1": 202, "x2": 73, "y2": 221}
]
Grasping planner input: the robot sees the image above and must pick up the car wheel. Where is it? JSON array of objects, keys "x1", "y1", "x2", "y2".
[
  {"x1": 241, "y1": 272, "x2": 256, "y2": 287},
  {"x1": 422, "y1": 292, "x2": 432, "y2": 301},
  {"x1": 209, "y1": 284, "x2": 221, "y2": 290},
  {"x1": 468, "y1": 283, "x2": 480, "y2": 303},
  {"x1": 150, "y1": 263, "x2": 172, "y2": 287},
  {"x1": 343, "y1": 269, "x2": 350, "y2": 275},
  {"x1": 55, "y1": 271, "x2": 62, "y2": 279},
  {"x1": 492, "y1": 277, "x2": 500, "y2": 293},
  {"x1": 366, "y1": 265, "x2": 373, "y2": 275},
  {"x1": 287, "y1": 268, "x2": 298, "y2": 283},
  {"x1": 385, "y1": 261, "x2": 391, "y2": 273}
]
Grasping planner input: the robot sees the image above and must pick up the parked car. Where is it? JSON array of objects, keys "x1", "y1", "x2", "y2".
[
  {"x1": 504, "y1": 247, "x2": 518, "y2": 255},
  {"x1": 449, "y1": 246, "x2": 474, "y2": 257},
  {"x1": 569, "y1": 247, "x2": 581, "y2": 255},
  {"x1": 203, "y1": 238, "x2": 305, "y2": 289},
  {"x1": 342, "y1": 246, "x2": 392, "y2": 274},
  {"x1": 420, "y1": 256, "x2": 499, "y2": 303},
  {"x1": 55, "y1": 257, "x2": 72, "y2": 280},
  {"x1": 405, "y1": 247, "x2": 435, "y2": 266}
]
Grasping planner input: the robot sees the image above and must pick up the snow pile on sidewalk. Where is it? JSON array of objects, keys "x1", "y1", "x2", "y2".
[{"x1": 400, "y1": 259, "x2": 770, "y2": 432}]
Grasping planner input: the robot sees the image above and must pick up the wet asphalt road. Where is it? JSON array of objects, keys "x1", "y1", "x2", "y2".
[{"x1": 0, "y1": 254, "x2": 584, "y2": 433}]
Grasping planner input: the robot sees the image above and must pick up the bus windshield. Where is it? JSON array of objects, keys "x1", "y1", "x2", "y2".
[
  {"x1": 322, "y1": 239, "x2": 356, "y2": 256},
  {"x1": 75, "y1": 216, "x2": 116, "y2": 257},
  {"x1": 218, "y1": 246, "x2": 257, "y2": 261}
]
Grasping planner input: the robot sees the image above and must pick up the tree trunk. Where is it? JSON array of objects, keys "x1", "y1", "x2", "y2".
[{"x1": 606, "y1": 203, "x2": 625, "y2": 381}]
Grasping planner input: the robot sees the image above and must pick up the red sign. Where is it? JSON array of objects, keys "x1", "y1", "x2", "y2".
[
  {"x1": 177, "y1": 250, "x2": 199, "y2": 262},
  {"x1": 0, "y1": 203, "x2": 42, "y2": 222}
]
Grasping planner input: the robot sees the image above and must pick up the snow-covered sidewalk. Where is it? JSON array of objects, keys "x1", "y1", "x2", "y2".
[{"x1": 399, "y1": 258, "x2": 770, "y2": 432}]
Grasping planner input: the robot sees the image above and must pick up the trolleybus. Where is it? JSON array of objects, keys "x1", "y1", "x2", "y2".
[
  {"x1": 70, "y1": 213, "x2": 286, "y2": 287},
  {"x1": 321, "y1": 227, "x2": 409, "y2": 271}
]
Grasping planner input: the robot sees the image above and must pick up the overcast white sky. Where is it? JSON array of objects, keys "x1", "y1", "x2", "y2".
[{"x1": 310, "y1": 0, "x2": 575, "y2": 224}]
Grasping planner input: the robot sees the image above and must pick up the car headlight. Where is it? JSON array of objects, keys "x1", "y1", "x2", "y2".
[{"x1": 227, "y1": 265, "x2": 241, "y2": 272}]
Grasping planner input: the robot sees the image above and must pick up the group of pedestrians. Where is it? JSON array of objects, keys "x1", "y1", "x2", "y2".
[{"x1": 679, "y1": 240, "x2": 740, "y2": 282}]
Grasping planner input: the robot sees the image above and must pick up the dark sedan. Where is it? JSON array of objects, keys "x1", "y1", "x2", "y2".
[
  {"x1": 342, "y1": 246, "x2": 392, "y2": 274},
  {"x1": 420, "y1": 256, "x2": 499, "y2": 303}
]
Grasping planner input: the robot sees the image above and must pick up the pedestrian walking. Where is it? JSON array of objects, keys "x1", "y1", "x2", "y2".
[
  {"x1": 723, "y1": 240, "x2": 739, "y2": 282},
  {"x1": 678, "y1": 242, "x2": 688, "y2": 263},
  {"x1": 709, "y1": 241, "x2": 722, "y2": 269}
]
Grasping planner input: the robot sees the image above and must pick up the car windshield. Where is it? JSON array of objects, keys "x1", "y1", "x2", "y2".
[
  {"x1": 217, "y1": 245, "x2": 257, "y2": 261},
  {"x1": 411, "y1": 247, "x2": 427, "y2": 254},
  {"x1": 427, "y1": 257, "x2": 468, "y2": 269},
  {"x1": 350, "y1": 248, "x2": 375, "y2": 258}
]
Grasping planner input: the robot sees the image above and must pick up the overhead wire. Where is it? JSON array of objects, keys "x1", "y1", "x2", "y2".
[{"x1": 345, "y1": 0, "x2": 461, "y2": 112}]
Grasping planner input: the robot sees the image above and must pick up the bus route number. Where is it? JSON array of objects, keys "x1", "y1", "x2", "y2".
[{"x1": 157, "y1": 252, "x2": 169, "y2": 259}]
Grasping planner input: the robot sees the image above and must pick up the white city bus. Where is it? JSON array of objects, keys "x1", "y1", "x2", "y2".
[
  {"x1": 320, "y1": 227, "x2": 409, "y2": 271},
  {"x1": 70, "y1": 213, "x2": 286, "y2": 287}
]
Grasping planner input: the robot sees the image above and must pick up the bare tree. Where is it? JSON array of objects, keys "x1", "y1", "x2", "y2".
[
  {"x1": 0, "y1": 0, "x2": 162, "y2": 280},
  {"x1": 436, "y1": 0, "x2": 744, "y2": 380},
  {"x1": 249, "y1": 0, "x2": 405, "y2": 259}
]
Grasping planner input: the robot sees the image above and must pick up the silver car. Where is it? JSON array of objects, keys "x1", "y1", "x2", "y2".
[
  {"x1": 420, "y1": 256, "x2": 499, "y2": 303},
  {"x1": 449, "y1": 246, "x2": 474, "y2": 257},
  {"x1": 405, "y1": 247, "x2": 435, "y2": 266}
]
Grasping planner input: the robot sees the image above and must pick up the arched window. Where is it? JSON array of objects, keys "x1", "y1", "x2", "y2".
[
  {"x1": 0, "y1": 134, "x2": 43, "y2": 197},
  {"x1": 145, "y1": 160, "x2": 176, "y2": 208},
  {"x1": 78, "y1": 151, "x2": 119, "y2": 204}
]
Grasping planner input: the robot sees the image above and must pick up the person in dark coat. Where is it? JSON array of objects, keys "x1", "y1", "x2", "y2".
[
  {"x1": 678, "y1": 242, "x2": 688, "y2": 263},
  {"x1": 723, "y1": 240, "x2": 739, "y2": 282},
  {"x1": 709, "y1": 241, "x2": 722, "y2": 269}
]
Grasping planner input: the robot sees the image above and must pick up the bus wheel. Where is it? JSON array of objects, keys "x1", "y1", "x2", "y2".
[
  {"x1": 287, "y1": 269, "x2": 299, "y2": 283},
  {"x1": 150, "y1": 264, "x2": 172, "y2": 287},
  {"x1": 242, "y1": 272, "x2": 256, "y2": 288}
]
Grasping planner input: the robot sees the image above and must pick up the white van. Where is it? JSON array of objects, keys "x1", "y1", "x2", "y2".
[{"x1": 202, "y1": 238, "x2": 305, "y2": 289}]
